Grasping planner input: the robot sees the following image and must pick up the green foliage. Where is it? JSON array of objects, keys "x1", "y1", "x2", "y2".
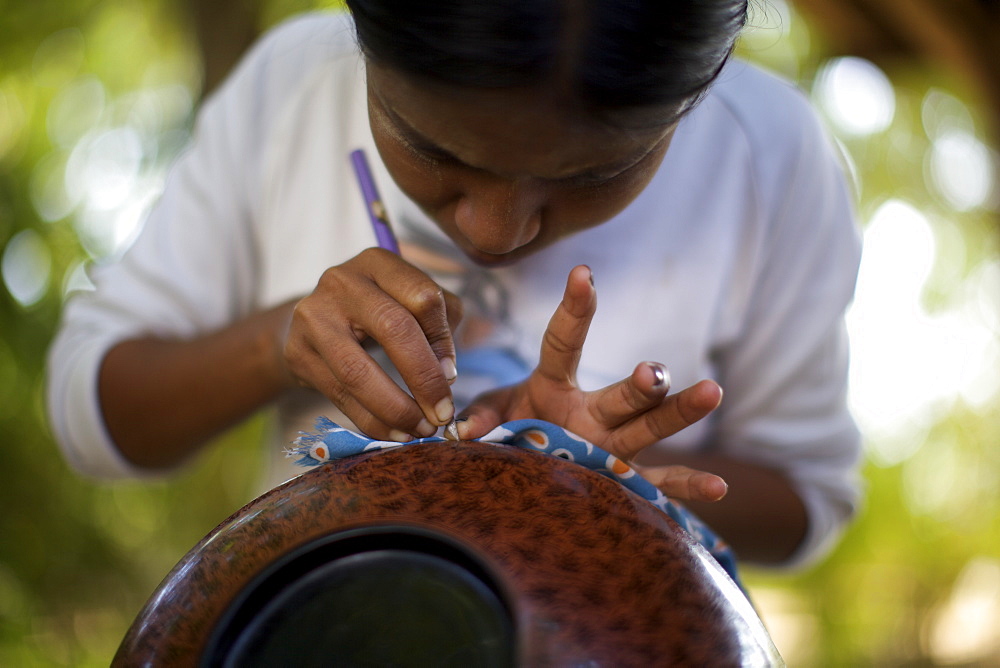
[
  {"x1": 1, "y1": 1, "x2": 997, "y2": 665},
  {"x1": 738, "y1": 6, "x2": 1000, "y2": 665},
  {"x1": 0, "y1": 1, "x2": 264, "y2": 665}
]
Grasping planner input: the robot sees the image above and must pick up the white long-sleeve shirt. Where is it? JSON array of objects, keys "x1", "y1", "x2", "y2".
[{"x1": 47, "y1": 12, "x2": 862, "y2": 567}]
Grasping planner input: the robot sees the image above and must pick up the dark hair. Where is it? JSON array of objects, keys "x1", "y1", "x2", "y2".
[{"x1": 345, "y1": 0, "x2": 747, "y2": 124}]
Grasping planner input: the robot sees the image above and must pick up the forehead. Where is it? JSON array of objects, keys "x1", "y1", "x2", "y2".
[{"x1": 367, "y1": 63, "x2": 673, "y2": 180}]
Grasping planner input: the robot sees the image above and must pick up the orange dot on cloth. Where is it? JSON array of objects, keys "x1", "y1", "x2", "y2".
[
  {"x1": 524, "y1": 430, "x2": 548, "y2": 448},
  {"x1": 608, "y1": 456, "x2": 631, "y2": 475},
  {"x1": 315, "y1": 446, "x2": 327, "y2": 459}
]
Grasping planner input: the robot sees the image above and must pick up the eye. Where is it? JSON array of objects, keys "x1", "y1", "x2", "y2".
[
  {"x1": 559, "y1": 170, "x2": 614, "y2": 187},
  {"x1": 413, "y1": 143, "x2": 453, "y2": 162},
  {"x1": 397, "y1": 136, "x2": 442, "y2": 165},
  {"x1": 559, "y1": 158, "x2": 642, "y2": 189},
  {"x1": 396, "y1": 131, "x2": 460, "y2": 167}
]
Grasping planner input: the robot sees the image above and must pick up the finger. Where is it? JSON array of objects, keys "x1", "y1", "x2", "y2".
[
  {"x1": 374, "y1": 264, "x2": 461, "y2": 385},
  {"x1": 350, "y1": 249, "x2": 459, "y2": 425},
  {"x1": 536, "y1": 265, "x2": 596, "y2": 385},
  {"x1": 286, "y1": 333, "x2": 435, "y2": 440},
  {"x1": 325, "y1": 341, "x2": 441, "y2": 436},
  {"x1": 363, "y1": 296, "x2": 456, "y2": 426},
  {"x1": 288, "y1": 284, "x2": 439, "y2": 438},
  {"x1": 442, "y1": 289, "x2": 464, "y2": 336},
  {"x1": 450, "y1": 387, "x2": 515, "y2": 440},
  {"x1": 607, "y1": 379, "x2": 723, "y2": 461},
  {"x1": 440, "y1": 289, "x2": 464, "y2": 385},
  {"x1": 319, "y1": 373, "x2": 426, "y2": 442},
  {"x1": 640, "y1": 464, "x2": 729, "y2": 503},
  {"x1": 589, "y1": 361, "x2": 671, "y2": 428},
  {"x1": 362, "y1": 247, "x2": 460, "y2": 351}
]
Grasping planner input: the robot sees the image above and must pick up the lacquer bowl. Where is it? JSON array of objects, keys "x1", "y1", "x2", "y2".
[{"x1": 113, "y1": 441, "x2": 782, "y2": 667}]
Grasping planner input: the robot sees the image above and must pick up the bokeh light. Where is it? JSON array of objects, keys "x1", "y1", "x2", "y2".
[
  {"x1": 925, "y1": 558, "x2": 1000, "y2": 663},
  {"x1": 922, "y1": 88, "x2": 977, "y2": 140},
  {"x1": 814, "y1": 56, "x2": 896, "y2": 137},
  {"x1": 1, "y1": 228, "x2": 52, "y2": 307},
  {"x1": 847, "y1": 199, "x2": 937, "y2": 456},
  {"x1": 46, "y1": 76, "x2": 107, "y2": 149},
  {"x1": 67, "y1": 127, "x2": 144, "y2": 212},
  {"x1": 847, "y1": 198, "x2": 1000, "y2": 465},
  {"x1": 927, "y1": 129, "x2": 995, "y2": 212},
  {"x1": 29, "y1": 151, "x2": 78, "y2": 222}
]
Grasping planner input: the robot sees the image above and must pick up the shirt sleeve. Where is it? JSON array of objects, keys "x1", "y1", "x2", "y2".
[
  {"x1": 711, "y1": 85, "x2": 863, "y2": 568},
  {"x1": 45, "y1": 14, "x2": 350, "y2": 479}
]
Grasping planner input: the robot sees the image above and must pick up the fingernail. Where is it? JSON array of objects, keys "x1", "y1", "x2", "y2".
[
  {"x1": 416, "y1": 418, "x2": 435, "y2": 437},
  {"x1": 454, "y1": 417, "x2": 470, "y2": 440},
  {"x1": 445, "y1": 417, "x2": 467, "y2": 441},
  {"x1": 389, "y1": 429, "x2": 413, "y2": 443},
  {"x1": 587, "y1": 268, "x2": 595, "y2": 287},
  {"x1": 434, "y1": 397, "x2": 454, "y2": 424},
  {"x1": 440, "y1": 357, "x2": 458, "y2": 383},
  {"x1": 647, "y1": 362, "x2": 670, "y2": 389}
]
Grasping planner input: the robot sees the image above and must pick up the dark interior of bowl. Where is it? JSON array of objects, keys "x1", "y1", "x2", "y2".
[{"x1": 202, "y1": 527, "x2": 515, "y2": 668}]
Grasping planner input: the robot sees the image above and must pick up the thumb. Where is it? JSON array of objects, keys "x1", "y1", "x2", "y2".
[{"x1": 449, "y1": 386, "x2": 516, "y2": 440}]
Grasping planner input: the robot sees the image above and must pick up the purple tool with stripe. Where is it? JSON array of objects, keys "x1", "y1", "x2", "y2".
[{"x1": 350, "y1": 148, "x2": 400, "y2": 254}]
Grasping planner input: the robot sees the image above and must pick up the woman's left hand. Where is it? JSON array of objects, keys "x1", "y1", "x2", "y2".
[{"x1": 454, "y1": 265, "x2": 728, "y2": 503}]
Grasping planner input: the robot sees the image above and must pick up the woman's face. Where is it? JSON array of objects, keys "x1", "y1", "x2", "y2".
[{"x1": 367, "y1": 63, "x2": 676, "y2": 267}]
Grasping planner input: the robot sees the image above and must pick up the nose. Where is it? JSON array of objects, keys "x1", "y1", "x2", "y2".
[{"x1": 453, "y1": 175, "x2": 544, "y2": 255}]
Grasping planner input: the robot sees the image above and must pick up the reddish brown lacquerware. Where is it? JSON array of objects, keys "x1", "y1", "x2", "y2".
[{"x1": 114, "y1": 441, "x2": 782, "y2": 666}]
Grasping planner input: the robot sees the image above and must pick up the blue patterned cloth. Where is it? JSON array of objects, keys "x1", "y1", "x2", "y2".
[{"x1": 288, "y1": 417, "x2": 740, "y2": 584}]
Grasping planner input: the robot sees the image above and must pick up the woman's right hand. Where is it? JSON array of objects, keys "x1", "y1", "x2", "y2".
[{"x1": 283, "y1": 247, "x2": 463, "y2": 441}]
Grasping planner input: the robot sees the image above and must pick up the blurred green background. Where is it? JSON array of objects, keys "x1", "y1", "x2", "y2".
[{"x1": 1, "y1": 0, "x2": 998, "y2": 665}]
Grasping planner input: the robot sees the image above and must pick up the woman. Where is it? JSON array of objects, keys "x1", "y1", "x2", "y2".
[{"x1": 47, "y1": 0, "x2": 862, "y2": 567}]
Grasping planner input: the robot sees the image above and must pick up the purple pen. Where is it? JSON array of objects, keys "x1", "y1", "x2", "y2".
[{"x1": 350, "y1": 148, "x2": 400, "y2": 254}]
